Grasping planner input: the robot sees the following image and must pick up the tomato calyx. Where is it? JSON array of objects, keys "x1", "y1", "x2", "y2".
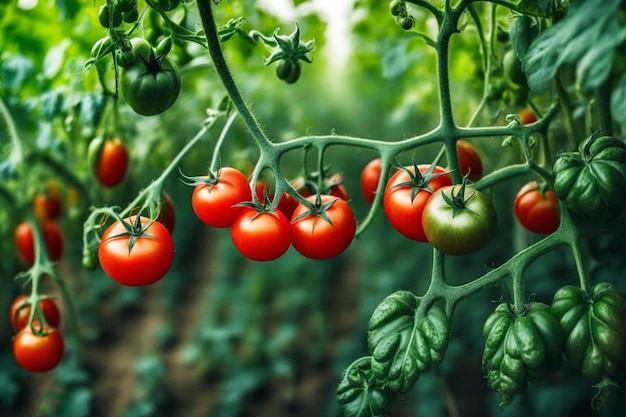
[
  {"x1": 439, "y1": 180, "x2": 476, "y2": 218},
  {"x1": 392, "y1": 161, "x2": 450, "y2": 202},
  {"x1": 180, "y1": 168, "x2": 223, "y2": 189},
  {"x1": 292, "y1": 194, "x2": 338, "y2": 226},
  {"x1": 104, "y1": 215, "x2": 159, "y2": 254}
]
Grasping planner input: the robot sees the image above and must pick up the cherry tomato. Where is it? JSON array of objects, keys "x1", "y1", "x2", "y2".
[
  {"x1": 231, "y1": 208, "x2": 291, "y2": 261},
  {"x1": 383, "y1": 165, "x2": 452, "y2": 241},
  {"x1": 98, "y1": 216, "x2": 175, "y2": 286},
  {"x1": 519, "y1": 108, "x2": 537, "y2": 125},
  {"x1": 14, "y1": 221, "x2": 64, "y2": 267},
  {"x1": 513, "y1": 181, "x2": 560, "y2": 234},
  {"x1": 33, "y1": 183, "x2": 62, "y2": 221},
  {"x1": 13, "y1": 326, "x2": 65, "y2": 372},
  {"x1": 191, "y1": 168, "x2": 252, "y2": 228},
  {"x1": 423, "y1": 184, "x2": 497, "y2": 255},
  {"x1": 290, "y1": 195, "x2": 356, "y2": 260},
  {"x1": 93, "y1": 138, "x2": 129, "y2": 187},
  {"x1": 456, "y1": 140, "x2": 483, "y2": 182},
  {"x1": 10, "y1": 295, "x2": 61, "y2": 332},
  {"x1": 361, "y1": 158, "x2": 382, "y2": 205}
]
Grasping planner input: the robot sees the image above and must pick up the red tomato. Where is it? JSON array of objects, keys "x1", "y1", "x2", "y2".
[
  {"x1": 14, "y1": 221, "x2": 64, "y2": 267},
  {"x1": 290, "y1": 195, "x2": 356, "y2": 260},
  {"x1": 514, "y1": 181, "x2": 560, "y2": 234},
  {"x1": 456, "y1": 140, "x2": 483, "y2": 182},
  {"x1": 10, "y1": 295, "x2": 61, "y2": 332},
  {"x1": 383, "y1": 165, "x2": 452, "y2": 241},
  {"x1": 519, "y1": 108, "x2": 537, "y2": 125},
  {"x1": 33, "y1": 183, "x2": 62, "y2": 221},
  {"x1": 13, "y1": 326, "x2": 65, "y2": 372},
  {"x1": 231, "y1": 209, "x2": 291, "y2": 261},
  {"x1": 191, "y1": 167, "x2": 252, "y2": 228},
  {"x1": 95, "y1": 139, "x2": 129, "y2": 187},
  {"x1": 361, "y1": 158, "x2": 382, "y2": 205},
  {"x1": 98, "y1": 216, "x2": 175, "y2": 286}
]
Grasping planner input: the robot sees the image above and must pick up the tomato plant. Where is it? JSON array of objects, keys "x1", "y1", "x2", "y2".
[
  {"x1": 14, "y1": 221, "x2": 64, "y2": 267},
  {"x1": 383, "y1": 164, "x2": 452, "y2": 242},
  {"x1": 230, "y1": 208, "x2": 291, "y2": 261},
  {"x1": 33, "y1": 183, "x2": 63, "y2": 221},
  {"x1": 189, "y1": 167, "x2": 253, "y2": 228},
  {"x1": 422, "y1": 183, "x2": 497, "y2": 255},
  {"x1": 10, "y1": 295, "x2": 61, "y2": 332},
  {"x1": 290, "y1": 195, "x2": 356, "y2": 260},
  {"x1": 514, "y1": 181, "x2": 560, "y2": 234},
  {"x1": 98, "y1": 216, "x2": 175, "y2": 286},
  {"x1": 13, "y1": 326, "x2": 65, "y2": 373}
]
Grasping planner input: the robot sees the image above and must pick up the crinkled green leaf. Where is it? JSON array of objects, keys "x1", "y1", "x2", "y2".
[
  {"x1": 336, "y1": 357, "x2": 391, "y2": 417},
  {"x1": 524, "y1": 0, "x2": 626, "y2": 93}
]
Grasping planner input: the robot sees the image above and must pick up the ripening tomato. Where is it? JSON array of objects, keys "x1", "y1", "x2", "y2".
[
  {"x1": 519, "y1": 108, "x2": 537, "y2": 125},
  {"x1": 191, "y1": 168, "x2": 252, "y2": 228},
  {"x1": 456, "y1": 140, "x2": 483, "y2": 182},
  {"x1": 13, "y1": 326, "x2": 65, "y2": 372},
  {"x1": 423, "y1": 184, "x2": 497, "y2": 255},
  {"x1": 33, "y1": 184, "x2": 62, "y2": 221},
  {"x1": 383, "y1": 165, "x2": 452, "y2": 241},
  {"x1": 93, "y1": 138, "x2": 129, "y2": 187},
  {"x1": 361, "y1": 158, "x2": 382, "y2": 205},
  {"x1": 10, "y1": 295, "x2": 61, "y2": 332},
  {"x1": 290, "y1": 195, "x2": 356, "y2": 260},
  {"x1": 14, "y1": 221, "x2": 64, "y2": 267},
  {"x1": 231, "y1": 209, "x2": 291, "y2": 261},
  {"x1": 514, "y1": 181, "x2": 560, "y2": 234},
  {"x1": 98, "y1": 216, "x2": 175, "y2": 286}
]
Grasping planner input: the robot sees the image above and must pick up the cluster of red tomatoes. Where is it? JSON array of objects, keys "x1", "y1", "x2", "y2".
[
  {"x1": 189, "y1": 167, "x2": 357, "y2": 261},
  {"x1": 360, "y1": 135, "x2": 560, "y2": 255}
]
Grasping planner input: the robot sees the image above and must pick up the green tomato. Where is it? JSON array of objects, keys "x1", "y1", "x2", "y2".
[
  {"x1": 482, "y1": 302, "x2": 564, "y2": 405},
  {"x1": 120, "y1": 40, "x2": 181, "y2": 116},
  {"x1": 98, "y1": 4, "x2": 122, "y2": 28},
  {"x1": 551, "y1": 282, "x2": 626, "y2": 380},
  {"x1": 149, "y1": 0, "x2": 180, "y2": 12},
  {"x1": 422, "y1": 184, "x2": 497, "y2": 256},
  {"x1": 275, "y1": 59, "x2": 301, "y2": 84},
  {"x1": 553, "y1": 134, "x2": 626, "y2": 220},
  {"x1": 503, "y1": 49, "x2": 526, "y2": 86}
]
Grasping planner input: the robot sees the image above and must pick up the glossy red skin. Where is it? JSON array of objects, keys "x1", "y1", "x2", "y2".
[
  {"x1": 95, "y1": 139, "x2": 129, "y2": 187},
  {"x1": 10, "y1": 295, "x2": 61, "y2": 332},
  {"x1": 361, "y1": 158, "x2": 382, "y2": 205},
  {"x1": 456, "y1": 140, "x2": 483, "y2": 182},
  {"x1": 191, "y1": 168, "x2": 252, "y2": 228},
  {"x1": 231, "y1": 209, "x2": 291, "y2": 261},
  {"x1": 13, "y1": 326, "x2": 65, "y2": 372},
  {"x1": 519, "y1": 108, "x2": 537, "y2": 125},
  {"x1": 14, "y1": 221, "x2": 64, "y2": 267},
  {"x1": 290, "y1": 195, "x2": 356, "y2": 260},
  {"x1": 383, "y1": 165, "x2": 452, "y2": 242},
  {"x1": 514, "y1": 181, "x2": 560, "y2": 234},
  {"x1": 98, "y1": 216, "x2": 174, "y2": 286}
]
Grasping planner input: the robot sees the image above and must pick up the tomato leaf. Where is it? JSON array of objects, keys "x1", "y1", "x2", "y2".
[
  {"x1": 336, "y1": 357, "x2": 391, "y2": 417},
  {"x1": 524, "y1": 0, "x2": 626, "y2": 93},
  {"x1": 367, "y1": 291, "x2": 450, "y2": 394}
]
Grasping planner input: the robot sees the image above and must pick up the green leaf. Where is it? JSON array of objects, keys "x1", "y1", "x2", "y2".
[
  {"x1": 516, "y1": 0, "x2": 553, "y2": 17},
  {"x1": 524, "y1": 0, "x2": 626, "y2": 93},
  {"x1": 54, "y1": 0, "x2": 81, "y2": 20},
  {"x1": 336, "y1": 357, "x2": 391, "y2": 417},
  {"x1": 367, "y1": 291, "x2": 450, "y2": 393},
  {"x1": 509, "y1": 15, "x2": 538, "y2": 60},
  {"x1": 611, "y1": 74, "x2": 626, "y2": 132}
]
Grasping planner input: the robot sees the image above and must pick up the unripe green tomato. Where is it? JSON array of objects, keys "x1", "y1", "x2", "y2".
[
  {"x1": 276, "y1": 60, "x2": 301, "y2": 84},
  {"x1": 130, "y1": 38, "x2": 155, "y2": 63},
  {"x1": 503, "y1": 49, "x2": 527, "y2": 86},
  {"x1": 122, "y1": 8, "x2": 139, "y2": 23},
  {"x1": 116, "y1": 49, "x2": 136, "y2": 67},
  {"x1": 98, "y1": 4, "x2": 122, "y2": 28},
  {"x1": 398, "y1": 15, "x2": 414, "y2": 30},
  {"x1": 90, "y1": 37, "x2": 114, "y2": 59},
  {"x1": 115, "y1": 0, "x2": 135, "y2": 12}
]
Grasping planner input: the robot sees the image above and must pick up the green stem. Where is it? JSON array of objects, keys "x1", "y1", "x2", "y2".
[
  {"x1": 196, "y1": 0, "x2": 271, "y2": 147},
  {"x1": 0, "y1": 95, "x2": 23, "y2": 160},
  {"x1": 208, "y1": 112, "x2": 238, "y2": 172}
]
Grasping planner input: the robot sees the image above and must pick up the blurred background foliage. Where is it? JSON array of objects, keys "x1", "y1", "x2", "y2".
[{"x1": 1, "y1": 0, "x2": 626, "y2": 416}]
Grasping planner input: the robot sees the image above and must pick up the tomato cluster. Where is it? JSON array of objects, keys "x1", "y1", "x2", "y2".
[
  {"x1": 188, "y1": 167, "x2": 357, "y2": 261},
  {"x1": 10, "y1": 295, "x2": 65, "y2": 373}
]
